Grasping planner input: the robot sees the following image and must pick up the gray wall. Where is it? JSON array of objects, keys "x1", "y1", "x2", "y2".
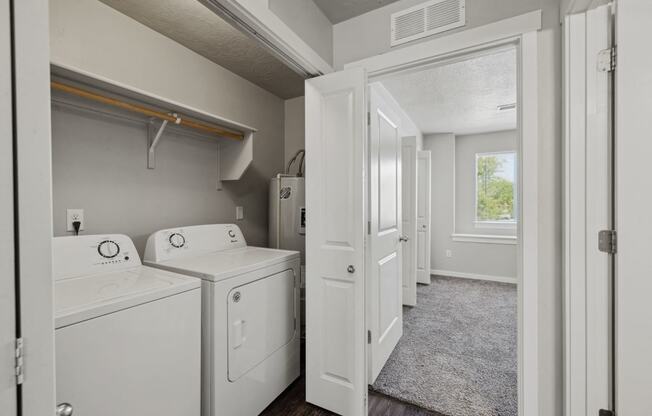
[
  {"x1": 455, "y1": 130, "x2": 518, "y2": 236},
  {"x1": 333, "y1": 0, "x2": 556, "y2": 69},
  {"x1": 51, "y1": 96, "x2": 284, "y2": 256},
  {"x1": 50, "y1": 0, "x2": 287, "y2": 256},
  {"x1": 425, "y1": 133, "x2": 517, "y2": 279},
  {"x1": 284, "y1": 96, "x2": 305, "y2": 168},
  {"x1": 334, "y1": 1, "x2": 563, "y2": 414},
  {"x1": 269, "y1": 0, "x2": 333, "y2": 66}
]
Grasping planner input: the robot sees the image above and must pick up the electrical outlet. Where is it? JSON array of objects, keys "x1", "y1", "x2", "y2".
[
  {"x1": 67, "y1": 209, "x2": 84, "y2": 232},
  {"x1": 235, "y1": 206, "x2": 244, "y2": 220},
  {"x1": 445, "y1": 249, "x2": 452, "y2": 258}
]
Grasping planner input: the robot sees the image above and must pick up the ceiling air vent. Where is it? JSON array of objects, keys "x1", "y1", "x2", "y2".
[{"x1": 391, "y1": 0, "x2": 465, "y2": 47}]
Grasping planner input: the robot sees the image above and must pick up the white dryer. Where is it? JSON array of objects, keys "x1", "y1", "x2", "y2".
[
  {"x1": 143, "y1": 224, "x2": 301, "y2": 416},
  {"x1": 53, "y1": 234, "x2": 201, "y2": 416}
]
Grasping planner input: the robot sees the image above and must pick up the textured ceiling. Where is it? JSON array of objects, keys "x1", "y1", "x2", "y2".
[
  {"x1": 314, "y1": 0, "x2": 401, "y2": 23},
  {"x1": 99, "y1": 0, "x2": 306, "y2": 99},
  {"x1": 380, "y1": 48, "x2": 517, "y2": 135}
]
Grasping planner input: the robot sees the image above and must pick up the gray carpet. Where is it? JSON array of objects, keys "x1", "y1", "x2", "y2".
[{"x1": 371, "y1": 275, "x2": 517, "y2": 416}]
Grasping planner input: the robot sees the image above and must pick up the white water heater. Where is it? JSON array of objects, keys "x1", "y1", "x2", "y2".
[{"x1": 269, "y1": 176, "x2": 305, "y2": 266}]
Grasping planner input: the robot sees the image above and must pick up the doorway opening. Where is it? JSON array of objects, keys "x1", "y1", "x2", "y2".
[{"x1": 366, "y1": 45, "x2": 520, "y2": 416}]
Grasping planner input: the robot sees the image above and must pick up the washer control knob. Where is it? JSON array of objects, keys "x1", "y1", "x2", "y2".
[
  {"x1": 228, "y1": 230, "x2": 236, "y2": 238},
  {"x1": 97, "y1": 240, "x2": 120, "y2": 259},
  {"x1": 169, "y1": 233, "x2": 185, "y2": 248}
]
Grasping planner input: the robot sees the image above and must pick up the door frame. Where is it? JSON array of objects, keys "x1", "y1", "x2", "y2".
[{"x1": 345, "y1": 11, "x2": 541, "y2": 416}]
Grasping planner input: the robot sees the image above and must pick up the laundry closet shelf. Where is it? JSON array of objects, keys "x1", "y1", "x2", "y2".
[{"x1": 50, "y1": 64, "x2": 255, "y2": 187}]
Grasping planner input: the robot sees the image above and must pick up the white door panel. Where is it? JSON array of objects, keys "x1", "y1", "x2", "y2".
[
  {"x1": 615, "y1": 1, "x2": 652, "y2": 414},
  {"x1": 401, "y1": 137, "x2": 417, "y2": 306},
  {"x1": 368, "y1": 85, "x2": 403, "y2": 383},
  {"x1": 417, "y1": 151, "x2": 432, "y2": 284},
  {"x1": 563, "y1": 6, "x2": 613, "y2": 416},
  {"x1": 305, "y1": 68, "x2": 367, "y2": 416},
  {"x1": 0, "y1": 0, "x2": 16, "y2": 412}
]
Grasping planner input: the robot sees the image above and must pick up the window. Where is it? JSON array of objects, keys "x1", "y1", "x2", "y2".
[{"x1": 475, "y1": 151, "x2": 517, "y2": 224}]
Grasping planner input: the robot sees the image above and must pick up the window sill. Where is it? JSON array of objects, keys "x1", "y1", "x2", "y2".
[
  {"x1": 474, "y1": 221, "x2": 517, "y2": 230},
  {"x1": 451, "y1": 233, "x2": 518, "y2": 245}
]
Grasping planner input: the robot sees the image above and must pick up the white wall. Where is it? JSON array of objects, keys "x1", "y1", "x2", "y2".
[
  {"x1": 50, "y1": 0, "x2": 286, "y2": 253},
  {"x1": 269, "y1": 0, "x2": 333, "y2": 66},
  {"x1": 455, "y1": 130, "x2": 518, "y2": 236},
  {"x1": 425, "y1": 133, "x2": 517, "y2": 279},
  {"x1": 334, "y1": 2, "x2": 563, "y2": 414},
  {"x1": 284, "y1": 96, "x2": 305, "y2": 168}
]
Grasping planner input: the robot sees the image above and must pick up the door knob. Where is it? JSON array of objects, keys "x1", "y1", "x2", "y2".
[
  {"x1": 399, "y1": 236, "x2": 409, "y2": 242},
  {"x1": 347, "y1": 265, "x2": 355, "y2": 273},
  {"x1": 56, "y1": 403, "x2": 73, "y2": 416}
]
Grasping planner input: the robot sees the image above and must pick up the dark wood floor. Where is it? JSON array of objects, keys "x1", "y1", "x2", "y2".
[{"x1": 260, "y1": 373, "x2": 444, "y2": 416}]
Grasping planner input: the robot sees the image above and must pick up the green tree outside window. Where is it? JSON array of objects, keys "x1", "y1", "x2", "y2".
[{"x1": 476, "y1": 152, "x2": 516, "y2": 222}]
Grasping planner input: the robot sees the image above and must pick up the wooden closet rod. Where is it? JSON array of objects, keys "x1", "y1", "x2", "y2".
[{"x1": 51, "y1": 81, "x2": 244, "y2": 141}]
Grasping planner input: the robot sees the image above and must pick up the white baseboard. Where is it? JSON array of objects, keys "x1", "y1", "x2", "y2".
[{"x1": 430, "y1": 269, "x2": 517, "y2": 285}]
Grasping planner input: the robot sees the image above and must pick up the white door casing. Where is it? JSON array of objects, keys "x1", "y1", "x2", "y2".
[
  {"x1": 417, "y1": 151, "x2": 432, "y2": 285},
  {"x1": 401, "y1": 136, "x2": 418, "y2": 306},
  {"x1": 563, "y1": 5, "x2": 613, "y2": 416},
  {"x1": 615, "y1": 1, "x2": 652, "y2": 414},
  {"x1": 305, "y1": 67, "x2": 367, "y2": 416},
  {"x1": 0, "y1": 0, "x2": 16, "y2": 413},
  {"x1": 367, "y1": 85, "x2": 404, "y2": 383}
]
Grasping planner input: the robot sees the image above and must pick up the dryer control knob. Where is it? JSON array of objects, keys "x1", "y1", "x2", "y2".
[{"x1": 97, "y1": 240, "x2": 120, "y2": 259}]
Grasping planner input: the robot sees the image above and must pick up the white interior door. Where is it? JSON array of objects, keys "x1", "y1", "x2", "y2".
[
  {"x1": 367, "y1": 85, "x2": 403, "y2": 383},
  {"x1": 401, "y1": 137, "x2": 418, "y2": 306},
  {"x1": 416, "y1": 151, "x2": 432, "y2": 284},
  {"x1": 615, "y1": 1, "x2": 652, "y2": 415},
  {"x1": 563, "y1": 5, "x2": 613, "y2": 416},
  {"x1": 0, "y1": 0, "x2": 17, "y2": 413},
  {"x1": 12, "y1": 0, "x2": 56, "y2": 414},
  {"x1": 305, "y1": 67, "x2": 367, "y2": 416}
]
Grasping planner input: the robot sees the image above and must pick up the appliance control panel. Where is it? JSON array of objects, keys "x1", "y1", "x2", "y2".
[
  {"x1": 53, "y1": 234, "x2": 140, "y2": 280},
  {"x1": 144, "y1": 224, "x2": 247, "y2": 263}
]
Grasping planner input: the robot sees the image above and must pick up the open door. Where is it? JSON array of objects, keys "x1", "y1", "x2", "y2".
[
  {"x1": 0, "y1": 0, "x2": 17, "y2": 412},
  {"x1": 305, "y1": 67, "x2": 367, "y2": 416},
  {"x1": 367, "y1": 85, "x2": 404, "y2": 383},
  {"x1": 417, "y1": 151, "x2": 432, "y2": 284},
  {"x1": 401, "y1": 137, "x2": 418, "y2": 306}
]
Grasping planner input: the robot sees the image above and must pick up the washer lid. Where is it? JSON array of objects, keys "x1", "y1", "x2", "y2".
[
  {"x1": 54, "y1": 266, "x2": 200, "y2": 328},
  {"x1": 144, "y1": 246, "x2": 299, "y2": 282}
]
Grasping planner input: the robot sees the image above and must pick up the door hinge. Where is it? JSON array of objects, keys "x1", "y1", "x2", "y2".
[
  {"x1": 367, "y1": 112, "x2": 371, "y2": 125},
  {"x1": 599, "y1": 409, "x2": 615, "y2": 416},
  {"x1": 367, "y1": 330, "x2": 371, "y2": 344},
  {"x1": 598, "y1": 230, "x2": 617, "y2": 254},
  {"x1": 367, "y1": 221, "x2": 371, "y2": 235},
  {"x1": 597, "y1": 46, "x2": 616, "y2": 72},
  {"x1": 15, "y1": 337, "x2": 24, "y2": 385}
]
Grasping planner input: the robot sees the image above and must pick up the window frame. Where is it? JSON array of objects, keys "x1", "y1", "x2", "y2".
[{"x1": 474, "y1": 150, "x2": 518, "y2": 227}]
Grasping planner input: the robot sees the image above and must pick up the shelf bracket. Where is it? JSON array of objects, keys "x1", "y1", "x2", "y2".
[{"x1": 147, "y1": 114, "x2": 180, "y2": 169}]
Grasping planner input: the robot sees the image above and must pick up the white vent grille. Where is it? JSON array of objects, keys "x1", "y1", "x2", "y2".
[{"x1": 391, "y1": 0, "x2": 465, "y2": 47}]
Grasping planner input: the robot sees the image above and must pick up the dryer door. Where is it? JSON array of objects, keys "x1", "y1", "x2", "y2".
[{"x1": 227, "y1": 269, "x2": 296, "y2": 381}]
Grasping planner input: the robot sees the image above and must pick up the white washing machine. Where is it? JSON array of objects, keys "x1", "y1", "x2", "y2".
[
  {"x1": 143, "y1": 224, "x2": 301, "y2": 416},
  {"x1": 53, "y1": 234, "x2": 201, "y2": 416}
]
